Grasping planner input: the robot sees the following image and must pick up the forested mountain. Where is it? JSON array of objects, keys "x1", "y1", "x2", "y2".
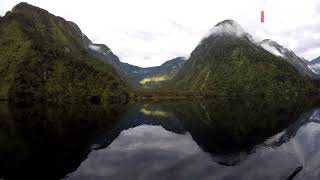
[
  {"x1": 0, "y1": 2, "x2": 128, "y2": 102},
  {"x1": 1, "y1": 3, "x2": 318, "y2": 100},
  {"x1": 169, "y1": 20, "x2": 319, "y2": 96}
]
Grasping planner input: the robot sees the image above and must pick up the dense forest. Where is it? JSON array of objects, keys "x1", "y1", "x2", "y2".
[{"x1": 0, "y1": 3, "x2": 129, "y2": 103}]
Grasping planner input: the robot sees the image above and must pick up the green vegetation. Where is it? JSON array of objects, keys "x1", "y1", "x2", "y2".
[
  {"x1": 1, "y1": 3, "x2": 319, "y2": 102},
  {"x1": 168, "y1": 32, "x2": 320, "y2": 96},
  {"x1": 139, "y1": 75, "x2": 170, "y2": 86},
  {"x1": 0, "y1": 3, "x2": 129, "y2": 103}
]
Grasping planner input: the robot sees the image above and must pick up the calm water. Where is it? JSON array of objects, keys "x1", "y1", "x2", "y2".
[{"x1": 0, "y1": 97, "x2": 320, "y2": 180}]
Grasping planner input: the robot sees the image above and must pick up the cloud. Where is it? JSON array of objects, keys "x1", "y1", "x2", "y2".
[
  {"x1": 209, "y1": 20, "x2": 246, "y2": 38},
  {"x1": 261, "y1": 43, "x2": 284, "y2": 58},
  {"x1": 127, "y1": 31, "x2": 157, "y2": 42},
  {"x1": 0, "y1": 9, "x2": 4, "y2": 16},
  {"x1": 1, "y1": 0, "x2": 320, "y2": 66},
  {"x1": 168, "y1": 20, "x2": 195, "y2": 34},
  {"x1": 88, "y1": 44, "x2": 101, "y2": 51}
]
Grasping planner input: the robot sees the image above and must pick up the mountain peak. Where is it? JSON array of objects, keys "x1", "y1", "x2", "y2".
[
  {"x1": 13, "y1": 2, "x2": 30, "y2": 8},
  {"x1": 209, "y1": 19, "x2": 246, "y2": 37},
  {"x1": 13, "y1": 2, "x2": 40, "y2": 11},
  {"x1": 215, "y1": 19, "x2": 238, "y2": 26},
  {"x1": 11, "y1": 2, "x2": 50, "y2": 16}
]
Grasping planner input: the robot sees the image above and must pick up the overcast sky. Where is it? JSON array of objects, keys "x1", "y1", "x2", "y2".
[{"x1": 1, "y1": 0, "x2": 320, "y2": 67}]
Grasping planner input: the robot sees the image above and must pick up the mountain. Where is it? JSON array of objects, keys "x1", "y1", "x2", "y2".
[
  {"x1": 169, "y1": 19, "x2": 319, "y2": 96},
  {"x1": 69, "y1": 21, "x2": 185, "y2": 88},
  {"x1": 0, "y1": 2, "x2": 129, "y2": 102},
  {"x1": 312, "y1": 56, "x2": 320, "y2": 64},
  {"x1": 84, "y1": 43, "x2": 185, "y2": 88},
  {"x1": 81, "y1": 40, "x2": 185, "y2": 88},
  {"x1": 85, "y1": 43, "x2": 135, "y2": 82},
  {"x1": 68, "y1": 18, "x2": 134, "y2": 83},
  {"x1": 306, "y1": 56, "x2": 320, "y2": 74},
  {"x1": 260, "y1": 39, "x2": 318, "y2": 79},
  {"x1": 121, "y1": 57, "x2": 185, "y2": 88}
]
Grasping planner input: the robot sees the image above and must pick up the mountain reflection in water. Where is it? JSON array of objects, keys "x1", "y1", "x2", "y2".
[{"x1": 0, "y1": 97, "x2": 320, "y2": 180}]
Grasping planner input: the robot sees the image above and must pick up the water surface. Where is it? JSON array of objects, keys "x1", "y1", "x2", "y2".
[{"x1": 0, "y1": 97, "x2": 320, "y2": 180}]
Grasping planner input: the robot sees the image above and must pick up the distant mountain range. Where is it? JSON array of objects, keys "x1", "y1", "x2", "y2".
[
  {"x1": 121, "y1": 57, "x2": 185, "y2": 88},
  {"x1": 84, "y1": 41, "x2": 185, "y2": 88},
  {"x1": 69, "y1": 19, "x2": 186, "y2": 88}
]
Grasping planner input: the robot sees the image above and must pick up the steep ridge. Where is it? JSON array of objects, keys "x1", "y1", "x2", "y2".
[
  {"x1": 169, "y1": 20, "x2": 319, "y2": 96},
  {"x1": 306, "y1": 56, "x2": 320, "y2": 74},
  {"x1": 0, "y1": 2, "x2": 128, "y2": 102},
  {"x1": 260, "y1": 39, "x2": 318, "y2": 79},
  {"x1": 66, "y1": 20, "x2": 131, "y2": 82}
]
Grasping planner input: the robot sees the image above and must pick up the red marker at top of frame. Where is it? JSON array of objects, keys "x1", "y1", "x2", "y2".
[{"x1": 261, "y1": 11, "x2": 264, "y2": 23}]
